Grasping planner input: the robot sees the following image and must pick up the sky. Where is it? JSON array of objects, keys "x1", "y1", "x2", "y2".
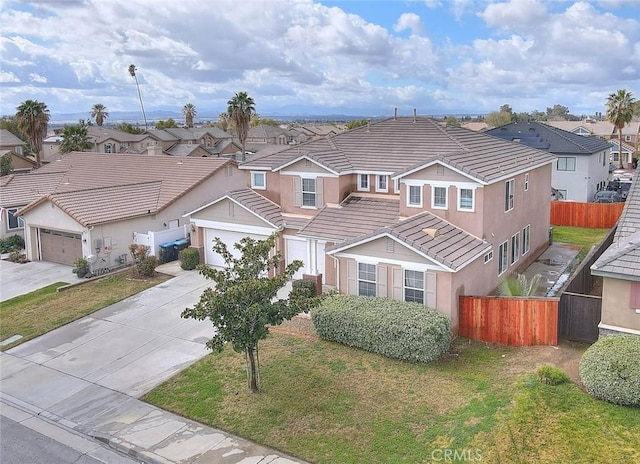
[{"x1": 0, "y1": 0, "x2": 639, "y2": 121}]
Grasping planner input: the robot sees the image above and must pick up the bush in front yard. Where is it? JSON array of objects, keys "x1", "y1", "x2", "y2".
[
  {"x1": 0, "y1": 234, "x2": 25, "y2": 253},
  {"x1": 180, "y1": 248, "x2": 200, "y2": 270},
  {"x1": 311, "y1": 294, "x2": 451, "y2": 363},
  {"x1": 292, "y1": 279, "x2": 317, "y2": 297},
  {"x1": 537, "y1": 364, "x2": 569, "y2": 386},
  {"x1": 579, "y1": 335, "x2": 640, "y2": 407}
]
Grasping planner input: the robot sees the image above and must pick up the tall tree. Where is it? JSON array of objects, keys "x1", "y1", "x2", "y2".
[
  {"x1": 181, "y1": 232, "x2": 319, "y2": 393},
  {"x1": 218, "y1": 112, "x2": 230, "y2": 132},
  {"x1": 15, "y1": 99, "x2": 50, "y2": 167},
  {"x1": 115, "y1": 122, "x2": 144, "y2": 134},
  {"x1": 90, "y1": 103, "x2": 109, "y2": 126},
  {"x1": 606, "y1": 89, "x2": 635, "y2": 169},
  {"x1": 155, "y1": 118, "x2": 178, "y2": 130},
  {"x1": 128, "y1": 64, "x2": 148, "y2": 130},
  {"x1": 227, "y1": 92, "x2": 255, "y2": 161},
  {"x1": 60, "y1": 120, "x2": 94, "y2": 154},
  {"x1": 546, "y1": 104, "x2": 570, "y2": 120},
  {"x1": 485, "y1": 110, "x2": 512, "y2": 128},
  {"x1": 182, "y1": 103, "x2": 197, "y2": 128}
]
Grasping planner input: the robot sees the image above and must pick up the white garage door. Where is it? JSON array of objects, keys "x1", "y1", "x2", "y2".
[{"x1": 204, "y1": 229, "x2": 268, "y2": 268}]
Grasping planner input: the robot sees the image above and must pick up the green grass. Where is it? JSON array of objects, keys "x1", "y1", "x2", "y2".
[
  {"x1": 0, "y1": 270, "x2": 170, "y2": 350},
  {"x1": 143, "y1": 334, "x2": 640, "y2": 464},
  {"x1": 552, "y1": 226, "x2": 610, "y2": 262}
]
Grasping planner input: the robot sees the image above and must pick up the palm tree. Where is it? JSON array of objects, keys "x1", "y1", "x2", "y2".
[
  {"x1": 182, "y1": 103, "x2": 197, "y2": 128},
  {"x1": 128, "y1": 64, "x2": 148, "y2": 130},
  {"x1": 15, "y1": 99, "x2": 50, "y2": 167},
  {"x1": 227, "y1": 92, "x2": 255, "y2": 161},
  {"x1": 90, "y1": 103, "x2": 109, "y2": 126},
  {"x1": 60, "y1": 120, "x2": 94, "y2": 154},
  {"x1": 218, "y1": 112, "x2": 230, "y2": 132},
  {"x1": 500, "y1": 273, "x2": 541, "y2": 297},
  {"x1": 606, "y1": 89, "x2": 635, "y2": 169}
]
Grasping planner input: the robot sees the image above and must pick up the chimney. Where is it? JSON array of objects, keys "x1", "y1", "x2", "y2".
[
  {"x1": 394, "y1": 107, "x2": 398, "y2": 120},
  {"x1": 413, "y1": 108, "x2": 417, "y2": 123}
]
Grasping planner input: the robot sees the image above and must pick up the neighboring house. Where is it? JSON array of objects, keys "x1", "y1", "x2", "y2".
[
  {"x1": 608, "y1": 139, "x2": 636, "y2": 167},
  {"x1": 591, "y1": 171, "x2": 640, "y2": 337},
  {"x1": 0, "y1": 129, "x2": 28, "y2": 157},
  {"x1": 4, "y1": 152, "x2": 244, "y2": 267},
  {"x1": 186, "y1": 116, "x2": 555, "y2": 333},
  {"x1": 486, "y1": 121, "x2": 611, "y2": 202},
  {"x1": 246, "y1": 124, "x2": 290, "y2": 145},
  {"x1": 0, "y1": 149, "x2": 37, "y2": 173},
  {"x1": 461, "y1": 122, "x2": 491, "y2": 132}
]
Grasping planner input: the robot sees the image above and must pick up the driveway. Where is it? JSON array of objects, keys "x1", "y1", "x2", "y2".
[
  {"x1": 1, "y1": 264, "x2": 305, "y2": 463},
  {"x1": 0, "y1": 259, "x2": 85, "y2": 302}
]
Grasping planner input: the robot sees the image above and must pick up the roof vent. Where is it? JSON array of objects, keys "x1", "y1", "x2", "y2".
[
  {"x1": 423, "y1": 227, "x2": 438, "y2": 238},
  {"x1": 394, "y1": 107, "x2": 398, "y2": 120},
  {"x1": 413, "y1": 108, "x2": 417, "y2": 123}
]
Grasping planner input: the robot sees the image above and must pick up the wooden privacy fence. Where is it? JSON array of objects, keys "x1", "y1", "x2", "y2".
[
  {"x1": 459, "y1": 296, "x2": 559, "y2": 346},
  {"x1": 550, "y1": 201, "x2": 624, "y2": 228},
  {"x1": 558, "y1": 293, "x2": 601, "y2": 343}
]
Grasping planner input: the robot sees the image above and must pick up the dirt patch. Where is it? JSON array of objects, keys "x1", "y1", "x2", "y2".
[{"x1": 270, "y1": 314, "x2": 319, "y2": 339}]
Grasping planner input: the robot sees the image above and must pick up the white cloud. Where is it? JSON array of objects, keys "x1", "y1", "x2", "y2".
[
  {"x1": 29, "y1": 73, "x2": 47, "y2": 83},
  {"x1": 394, "y1": 13, "x2": 426, "y2": 36},
  {"x1": 0, "y1": 71, "x2": 19, "y2": 82},
  {"x1": 479, "y1": 0, "x2": 548, "y2": 31}
]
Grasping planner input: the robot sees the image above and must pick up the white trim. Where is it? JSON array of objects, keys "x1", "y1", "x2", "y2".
[
  {"x1": 273, "y1": 155, "x2": 340, "y2": 176},
  {"x1": 505, "y1": 178, "x2": 515, "y2": 212},
  {"x1": 483, "y1": 250, "x2": 493, "y2": 263},
  {"x1": 407, "y1": 184, "x2": 423, "y2": 208},
  {"x1": 250, "y1": 171, "x2": 266, "y2": 190},
  {"x1": 184, "y1": 196, "x2": 280, "y2": 228},
  {"x1": 394, "y1": 178, "x2": 400, "y2": 194},
  {"x1": 392, "y1": 160, "x2": 486, "y2": 185},
  {"x1": 598, "y1": 323, "x2": 640, "y2": 336},
  {"x1": 358, "y1": 174, "x2": 370, "y2": 191},
  {"x1": 375, "y1": 175, "x2": 389, "y2": 193},
  {"x1": 431, "y1": 185, "x2": 448, "y2": 210},
  {"x1": 457, "y1": 187, "x2": 475, "y2": 212},
  {"x1": 279, "y1": 170, "x2": 337, "y2": 179},
  {"x1": 191, "y1": 219, "x2": 277, "y2": 236},
  {"x1": 524, "y1": 173, "x2": 529, "y2": 191},
  {"x1": 336, "y1": 252, "x2": 446, "y2": 272},
  {"x1": 498, "y1": 240, "x2": 508, "y2": 275}
]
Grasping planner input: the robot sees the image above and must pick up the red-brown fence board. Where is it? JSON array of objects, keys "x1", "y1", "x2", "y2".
[
  {"x1": 550, "y1": 201, "x2": 624, "y2": 229},
  {"x1": 459, "y1": 296, "x2": 559, "y2": 346}
]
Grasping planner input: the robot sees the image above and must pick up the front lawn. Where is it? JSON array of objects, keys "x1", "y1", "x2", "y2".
[
  {"x1": 143, "y1": 331, "x2": 640, "y2": 464},
  {"x1": 0, "y1": 270, "x2": 170, "y2": 350}
]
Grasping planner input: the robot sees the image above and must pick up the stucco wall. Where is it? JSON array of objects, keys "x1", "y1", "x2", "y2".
[
  {"x1": 601, "y1": 277, "x2": 640, "y2": 332},
  {"x1": 192, "y1": 198, "x2": 273, "y2": 228}
]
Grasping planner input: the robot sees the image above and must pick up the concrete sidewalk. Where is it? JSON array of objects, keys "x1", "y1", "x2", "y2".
[{"x1": 1, "y1": 265, "x2": 306, "y2": 464}]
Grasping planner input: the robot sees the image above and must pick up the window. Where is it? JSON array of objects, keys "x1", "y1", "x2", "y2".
[
  {"x1": 16, "y1": 146, "x2": 23, "y2": 155},
  {"x1": 524, "y1": 173, "x2": 529, "y2": 191},
  {"x1": 510, "y1": 233, "x2": 520, "y2": 264},
  {"x1": 625, "y1": 135, "x2": 632, "y2": 142},
  {"x1": 408, "y1": 185, "x2": 422, "y2": 207},
  {"x1": 498, "y1": 241, "x2": 508, "y2": 275},
  {"x1": 458, "y1": 188, "x2": 474, "y2": 211},
  {"x1": 557, "y1": 189, "x2": 567, "y2": 200},
  {"x1": 484, "y1": 250, "x2": 493, "y2": 263},
  {"x1": 404, "y1": 270, "x2": 424, "y2": 304},
  {"x1": 358, "y1": 263, "x2": 376, "y2": 296},
  {"x1": 302, "y1": 178, "x2": 316, "y2": 207},
  {"x1": 432, "y1": 186, "x2": 447, "y2": 209},
  {"x1": 522, "y1": 225, "x2": 530, "y2": 255},
  {"x1": 7, "y1": 208, "x2": 24, "y2": 230},
  {"x1": 505, "y1": 179, "x2": 515, "y2": 211},
  {"x1": 394, "y1": 178, "x2": 401, "y2": 193},
  {"x1": 105, "y1": 143, "x2": 112, "y2": 153},
  {"x1": 251, "y1": 171, "x2": 266, "y2": 190},
  {"x1": 359, "y1": 174, "x2": 369, "y2": 191},
  {"x1": 224, "y1": 165, "x2": 233, "y2": 177},
  {"x1": 376, "y1": 175, "x2": 388, "y2": 192},
  {"x1": 557, "y1": 157, "x2": 576, "y2": 171}
]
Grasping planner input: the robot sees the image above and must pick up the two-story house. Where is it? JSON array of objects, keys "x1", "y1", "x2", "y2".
[
  {"x1": 486, "y1": 121, "x2": 611, "y2": 202},
  {"x1": 0, "y1": 129, "x2": 35, "y2": 173},
  {"x1": 185, "y1": 116, "x2": 555, "y2": 333}
]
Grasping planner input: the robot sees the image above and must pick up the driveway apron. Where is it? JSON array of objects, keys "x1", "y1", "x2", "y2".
[{"x1": 1, "y1": 269, "x2": 306, "y2": 463}]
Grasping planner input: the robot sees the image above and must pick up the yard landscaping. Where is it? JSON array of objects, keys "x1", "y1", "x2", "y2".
[
  {"x1": 144, "y1": 323, "x2": 640, "y2": 464},
  {"x1": 552, "y1": 225, "x2": 610, "y2": 261},
  {"x1": 0, "y1": 270, "x2": 170, "y2": 350}
]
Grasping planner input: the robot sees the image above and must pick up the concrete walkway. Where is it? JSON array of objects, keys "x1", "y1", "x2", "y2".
[
  {"x1": 0, "y1": 259, "x2": 85, "y2": 302},
  {"x1": 1, "y1": 263, "x2": 306, "y2": 464}
]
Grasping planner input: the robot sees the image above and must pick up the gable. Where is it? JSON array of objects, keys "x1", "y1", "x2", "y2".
[
  {"x1": 279, "y1": 157, "x2": 336, "y2": 176},
  {"x1": 21, "y1": 200, "x2": 83, "y2": 232},
  {"x1": 190, "y1": 198, "x2": 274, "y2": 228},
  {"x1": 403, "y1": 162, "x2": 477, "y2": 183}
]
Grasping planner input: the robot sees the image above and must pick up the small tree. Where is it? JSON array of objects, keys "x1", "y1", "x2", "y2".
[
  {"x1": 500, "y1": 273, "x2": 541, "y2": 297},
  {"x1": 181, "y1": 232, "x2": 320, "y2": 392},
  {"x1": 0, "y1": 153, "x2": 13, "y2": 176}
]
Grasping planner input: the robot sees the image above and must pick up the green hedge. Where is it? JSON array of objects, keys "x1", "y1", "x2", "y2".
[
  {"x1": 292, "y1": 279, "x2": 317, "y2": 297},
  {"x1": 180, "y1": 248, "x2": 200, "y2": 270},
  {"x1": 579, "y1": 335, "x2": 640, "y2": 407},
  {"x1": 311, "y1": 294, "x2": 451, "y2": 363}
]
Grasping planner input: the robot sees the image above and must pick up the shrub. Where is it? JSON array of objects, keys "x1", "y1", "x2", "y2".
[
  {"x1": 72, "y1": 257, "x2": 89, "y2": 277},
  {"x1": 311, "y1": 294, "x2": 451, "y2": 363},
  {"x1": 579, "y1": 335, "x2": 640, "y2": 407},
  {"x1": 292, "y1": 279, "x2": 317, "y2": 297},
  {"x1": 180, "y1": 248, "x2": 200, "y2": 270},
  {"x1": 537, "y1": 364, "x2": 569, "y2": 385},
  {"x1": 137, "y1": 256, "x2": 158, "y2": 277},
  {"x1": 8, "y1": 250, "x2": 28, "y2": 263},
  {"x1": 0, "y1": 234, "x2": 25, "y2": 253}
]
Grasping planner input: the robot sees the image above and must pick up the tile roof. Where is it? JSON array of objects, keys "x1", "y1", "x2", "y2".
[
  {"x1": 592, "y1": 168, "x2": 640, "y2": 279},
  {"x1": 241, "y1": 116, "x2": 556, "y2": 183},
  {"x1": 247, "y1": 124, "x2": 286, "y2": 138},
  {"x1": 327, "y1": 210, "x2": 490, "y2": 271},
  {"x1": 0, "y1": 129, "x2": 26, "y2": 146},
  {"x1": 545, "y1": 120, "x2": 640, "y2": 137},
  {"x1": 10, "y1": 152, "x2": 234, "y2": 225},
  {"x1": 226, "y1": 188, "x2": 283, "y2": 227},
  {"x1": 297, "y1": 194, "x2": 400, "y2": 242},
  {"x1": 166, "y1": 143, "x2": 200, "y2": 157},
  {"x1": 486, "y1": 121, "x2": 612, "y2": 154},
  {"x1": 88, "y1": 126, "x2": 148, "y2": 144},
  {"x1": 0, "y1": 172, "x2": 66, "y2": 207}
]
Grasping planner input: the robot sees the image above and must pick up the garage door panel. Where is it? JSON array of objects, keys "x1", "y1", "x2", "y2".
[
  {"x1": 40, "y1": 229, "x2": 82, "y2": 266},
  {"x1": 286, "y1": 238, "x2": 307, "y2": 280},
  {"x1": 205, "y1": 229, "x2": 268, "y2": 268}
]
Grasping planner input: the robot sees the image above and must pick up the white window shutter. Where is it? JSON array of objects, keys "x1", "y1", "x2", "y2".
[
  {"x1": 392, "y1": 266, "x2": 403, "y2": 300},
  {"x1": 293, "y1": 177, "x2": 302, "y2": 207},
  {"x1": 425, "y1": 271, "x2": 436, "y2": 308},
  {"x1": 347, "y1": 259, "x2": 357, "y2": 294},
  {"x1": 316, "y1": 178, "x2": 324, "y2": 207},
  {"x1": 377, "y1": 265, "x2": 388, "y2": 297}
]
